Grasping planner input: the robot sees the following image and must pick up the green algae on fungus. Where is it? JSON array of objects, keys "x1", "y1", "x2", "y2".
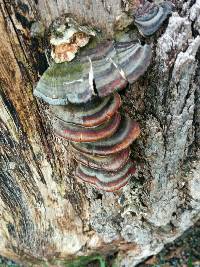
[
  {"x1": 46, "y1": 61, "x2": 84, "y2": 78},
  {"x1": 34, "y1": 60, "x2": 94, "y2": 105},
  {"x1": 34, "y1": 40, "x2": 152, "y2": 105}
]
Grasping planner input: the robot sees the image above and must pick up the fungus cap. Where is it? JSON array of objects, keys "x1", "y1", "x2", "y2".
[
  {"x1": 80, "y1": 41, "x2": 128, "y2": 97},
  {"x1": 134, "y1": 1, "x2": 173, "y2": 36},
  {"x1": 72, "y1": 147, "x2": 130, "y2": 171},
  {"x1": 50, "y1": 17, "x2": 95, "y2": 63},
  {"x1": 34, "y1": 41, "x2": 152, "y2": 105},
  {"x1": 33, "y1": 60, "x2": 94, "y2": 105},
  {"x1": 53, "y1": 112, "x2": 121, "y2": 142},
  {"x1": 76, "y1": 160, "x2": 136, "y2": 192},
  {"x1": 71, "y1": 116, "x2": 140, "y2": 155},
  {"x1": 51, "y1": 93, "x2": 121, "y2": 127},
  {"x1": 114, "y1": 42, "x2": 152, "y2": 83}
]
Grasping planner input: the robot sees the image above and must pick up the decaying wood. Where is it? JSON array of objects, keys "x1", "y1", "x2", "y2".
[{"x1": 0, "y1": 0, "x2": 200, "y2": 266}]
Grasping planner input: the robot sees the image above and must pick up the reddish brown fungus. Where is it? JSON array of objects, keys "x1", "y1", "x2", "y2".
[
  {"x1": 75, "y1": 160, "x2": 136, "y2": 192},
  {"x1": 32, "y1": 19, "x2": 160, "y2": 191},
  {"x1": 51, "y1": 93, "x2": 121, "y2": 127},
  {"x1": 72, "y1": 147, "x2": 130, "y2": 171},
  {"x1": 71, "y1": 116, "x2": 141, "y2": 155},
  {"x1": 53, "y1": 112, "x2": 121, "y2": 142}
]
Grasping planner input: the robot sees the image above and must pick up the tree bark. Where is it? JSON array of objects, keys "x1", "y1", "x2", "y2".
[{"x1": 0, "y1": 0, "x2": 200, "y2": 266}]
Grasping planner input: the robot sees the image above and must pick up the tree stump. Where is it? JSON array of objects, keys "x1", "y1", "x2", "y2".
[{"x1": 0, "y1": 0, "x2": 200, "y2": 266}]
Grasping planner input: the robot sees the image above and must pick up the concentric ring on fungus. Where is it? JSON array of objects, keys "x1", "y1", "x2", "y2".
[
  {"x1": 80, "y1": 40, "x2": 152, "y2": 97},
  {"x1": 53, "y1": 112, "x2": 121, "y2": 142},
  {"x1": 34, "y1": 40, "x2": 152, "y2": 105},
  {"x1": 50, "y1": 93, "x2": 121, "y2": 127},
  {"x1": 75, "y1": 160, "x2": 136, "y2": 192},
  {"x1": 114, "y1": 42, "x2": 152, "y2": 83},
  {"x1": 33, "y1": 60, "x2": 94, "y2": 105},
  {"x1": 72, "y1": 147, "x2": 130, "y2": 171},
  {"x1": 71, "y1": 116, "x2": 141, "y2": 155},
  {"x1": 80, "y1": 40, "x2": 128, "y2": 97},
  {"x1": 134, "y1": 1, "x2": 173, "y2": 36}
]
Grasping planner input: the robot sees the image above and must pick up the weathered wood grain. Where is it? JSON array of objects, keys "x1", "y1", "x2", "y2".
[
  {"x1": 0, "y1": 2, "x2": 90, "y2": 262},
  {"x1": 2, "y1": 0, "x2": 123, "y2": 36},
  {"x1": 38, "y1": 0, "x2": 122, "y2": 33}
]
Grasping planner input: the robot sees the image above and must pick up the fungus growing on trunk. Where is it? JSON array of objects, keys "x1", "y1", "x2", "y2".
[
  {"x1": 34, "y1": 60, "x2": 94, "y2": 105},
  {"x1": 34, "y1": 40, "x2": 152, "y2": 104},
  {"x1": 134, "y1": 1, "x2": 173, "y2": 36},
  {"x1": 75, "y1": 160, "x2": 136, "y2": 192},
  {"x1": 53, "y1": 112, "x2": 121, "y2": 142},
  {"x1": 72, "y1": 147, "x2": 130, "y2": 172},
  {"x1": 71, "y1": 117, "x2": 140, "y2": 155},
  {"x1": 50, "y1": 18, "x2": 95, "y2": 63},
  {"x1": 80, "y1": 41, "x2": 128, "y2": 97},
  {"x1": 33, "y1": 2, "x2": 173, "y2": 191},
  {"x1": 51, "y1": 93, "x2": 121, "y2": 127},
  {"x1": 114, "y1": 42, "x2": 152, "y2": 83}
]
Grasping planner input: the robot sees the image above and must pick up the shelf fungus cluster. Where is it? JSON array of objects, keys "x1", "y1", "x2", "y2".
[{"x1": 34, "y1": 0, "x2": 172, "y2": 191}]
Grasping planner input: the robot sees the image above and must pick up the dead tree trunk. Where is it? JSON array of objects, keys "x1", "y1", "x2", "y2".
[{"x1": 0, "y1": 0, "x2": 200, "y2": 266}]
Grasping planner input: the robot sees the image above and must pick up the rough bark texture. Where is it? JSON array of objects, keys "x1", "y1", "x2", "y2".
[{"x1": 0, "y1": 0, "x2": 200, "y2": 266}]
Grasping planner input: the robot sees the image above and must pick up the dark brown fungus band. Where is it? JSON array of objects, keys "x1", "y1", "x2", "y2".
[
  {"x1": 72, "y1": 147, "x2": 130, "y2": 171},
  {"x1": 75, "y1": 160, "x2": 136, "y2": 192},
  {"x1": 134, "y1": 0, "x2": 173, "y2": 36},
  {"x1": 71, "y1": 116, "x2": 140, "y2": 155},
  {"x1": 50, "y1": 93, "x2": 121, "y2": 127},
  {"x1": 53, "y1": 112, "x2": 121, "y2": 142}
]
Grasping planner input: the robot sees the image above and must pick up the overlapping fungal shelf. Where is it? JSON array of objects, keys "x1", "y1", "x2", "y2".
[
  {"x1": 133, "y1": 0, "x2": 173, "y2": 36},
  {"x1": 34, "y1": 0, "x2": 172, "y2": 191}
]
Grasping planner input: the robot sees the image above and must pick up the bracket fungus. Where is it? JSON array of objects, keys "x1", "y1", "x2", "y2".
[
  {"x1": 34, "y1": 40, "x2": 152, "y2": 105},
  {"x1": 75, "y1": 160, "x2": 136, "y2": 192},
  {"x1": 134, "y1": 0, "x2": 173, "y2": 36},
  {"x1": 53, "y1": 112, "x2": 121, "y2": 142},
  {"x1": 51, "y1": 93, "x2": 121, "y2": 127},
  {"x1": 34, "y1": 60, "x2": 94, "y2": 105},
  {"x1": 114, "y1": 42, "x2": 152, "y2": 83},
  {"x1": 71, "y1": 147, "x2": 130, "y2": 172},
  {"x1": 34, "y1": 2, "x2": 172, "y2": 191},
  {"x1": 71, "y1": 117, "x2": 140, "y2": 155}
]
